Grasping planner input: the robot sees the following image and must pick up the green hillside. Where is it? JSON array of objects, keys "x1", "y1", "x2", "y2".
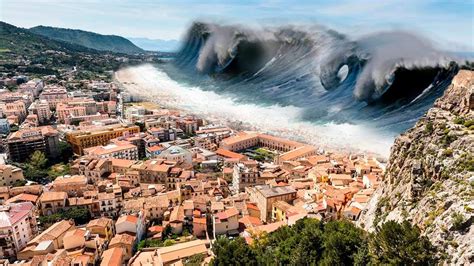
[
  {"x1": 30, "y1": 25, "x2": 144, "y2": 54},
  {"x1": 0, "y1": 21, "x2": 148, "y2": 81},
  {"x1": 0, "y1": 21, "x2": 95, "y2": 55}
]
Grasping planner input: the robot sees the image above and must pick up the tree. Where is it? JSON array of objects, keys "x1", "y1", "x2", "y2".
[
  {"x1": 321, "y1": 220, "x2": 367, "y2": 265},
  {"x1": 210, "y1": 237, "x2": 256, "y2": 266},
  {"x1": 29, "y1": 151, "x2": 48, "y2": 169},
  {"x1": 62, "y1": 207, "x2": 91, "y2": 225},
  {"x1": 184, "y1": 253, "x2": 206, "y2": 266},
  {"x1": 23, "y1": 151, "x2": 49, "y2": 182},
  {"x1": 47, "y1": 163, "x2": 70, "y2": 179},
  {"x1": 39, "y1": 207, "x2": 91, "y2": 226},
  {"x1": 137, "y1": 239, "x2": 163, "y2": 250},
  {"x1": 135, "y1": 121, "x2": 145, "y2": 132},
  {"x1": 370, "y1": 220, "x2": 437, "y2": 265},
  {"x1": 162, "y1": 224, "x2": 172, "y2": 240},
  {"x1": 58, "y1": 141, "x2": 74, "y2": 163}
]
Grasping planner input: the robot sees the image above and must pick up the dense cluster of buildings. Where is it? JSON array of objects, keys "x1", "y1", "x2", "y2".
[{"x1": 0, "y1": 73, "x2": 385, "y2": 265}]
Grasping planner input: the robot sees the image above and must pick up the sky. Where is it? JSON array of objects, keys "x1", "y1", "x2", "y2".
[{"x1": 1, "y1": 0, "x2": 473, "y2": 51}]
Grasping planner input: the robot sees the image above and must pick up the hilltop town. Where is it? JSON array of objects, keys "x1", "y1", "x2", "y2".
[{"x1": 0, "y1": 60, "x2": 387, "y2": 265}]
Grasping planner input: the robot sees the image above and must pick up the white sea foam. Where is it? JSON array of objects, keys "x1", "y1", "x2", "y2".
[{"x1": 116, "y1": 64, "x2": 394, "y2": 157}]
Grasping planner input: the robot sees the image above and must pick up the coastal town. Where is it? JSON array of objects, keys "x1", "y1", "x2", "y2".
[{"x1": 0, "y1": 64, "x2": 385, "y2": 265}]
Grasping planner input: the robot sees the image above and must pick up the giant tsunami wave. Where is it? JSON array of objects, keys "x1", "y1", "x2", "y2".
[{"x1": 146, "y1": 22, "x2": 471, "y2": 155}]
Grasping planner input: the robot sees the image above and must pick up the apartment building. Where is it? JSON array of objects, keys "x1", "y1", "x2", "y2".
[
  {"x1": 51, "y1": 175, "x2": 89, "y2": 197},
  {"x1": 56, "y1": 103, "x2": 87, "y2": 123},
  {"x1": 6, "y1": 126, "x2": 60, "y2": 162},
  {"x1": 2, "y1": 101, "x2": 27, "y2": 121},
  {"x1": 18, "y1": 79, "x2": 43, "y2": 97},
  {"x1": 246, "y1": 185, "x2": 297, "y2": 222},
  {"x1": 66, "y1": 125, "x2": 140, "y2": 155},
  {"x1": 39, "y1": 86, "x2": 68, "y2": 110},
  {"x1": 0, "y1": 202, "x2": 37, "y2": 258},
  {"x1": 84, "y1": 141, "x2": 138, "y2": 160},
  {"x1": 0, "y1": 164, "x2": 25, "y2": 187},
  {"x1": 39, "y1": 191, "x2": 68, "y2": 216},
  {"x1": 28, "y1": 100, "x2": 51, "y2": 124},
  {"x1": 213, "y1": 207, "x2": 239, "y2": 237}
]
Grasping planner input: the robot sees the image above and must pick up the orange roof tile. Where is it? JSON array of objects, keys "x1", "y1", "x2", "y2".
[
  {"x1": 215, "y1": 148, "x2": 246, "y2": 160},
  {"x1": 100, "y1": 247, "x2": 124, "y2": 266},
  {"x1": 40, "y1": 191, "x2": 67, "y2": 202}
]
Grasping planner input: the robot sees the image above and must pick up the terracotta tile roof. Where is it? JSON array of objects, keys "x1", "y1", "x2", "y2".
[
  {"x1": 87, "y1": 217, "x2": 112, "y2": 228},
  {"x1": 148, "y1": 225, "x2": 164, "y2": 233},
  {"x1": 30, "y1": 220, "x2": 74, "y2": 245},
  {"x1": 170, "y1": 206, "x2": 185, "y2": 222},
  {"x1": 117, "y1": 215, "x2": 138, "y2": 225},
  {"x1": 246, "y1": 203, "x2": 259, "y2": 211},
  {"x1": 0, "y1": 202, "x2": 34, "y2": 227},
  {"x1": 238, "y1": 215, "x2": 262, "y2": 227},
  {"x1": 193, "y1": 217, "x2": 207, "y2": 224},
  {"x1": 40, "y1": 191, "x2": 67, "y2": 202},
  {"x1": 101, "y1": 247, "x2": 124, "y2": 266},
  {"x1": 215, "y1": 207, "x2": 239, "y2": 221},
  {"x1": 109, "y1": 233, "x2": 136, "y2": 246},
  {"x1": 156, "y1": 239, "x2": 209, "y2": 264},
  {"x1": 5, "y1": 193, "x2": 38, "y2": 204},
  {"x1": 249, "y1": 221, "x2": 286, "y2": 234},
  {"x1": 64, "y1": 228, "x2": 86, "y2": 239},
  {"x1": 111, "y1": 158, "x2": 136, "y2": 168},
  {"x1": 279, "y1": 145, "x2": 316, "y2": 161},
  {"x1": 215, "y1": 148, "x2": 246, "y2": 160}
]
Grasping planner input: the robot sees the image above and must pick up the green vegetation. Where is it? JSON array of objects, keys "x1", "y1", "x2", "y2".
[
  {"x1": 184, "y1": 253, "x2": 207, "y2": 266},
  {"x1": 210, "y1": 219, "x2": 437, "y2": 265},
  {"x1": 137, "y1": 239, "x2": 164, "y2": 250},
  {"x1": 30, "y1": 25, "x2": 144, "y2": 54},
  {"x1": 39, "y1": 206, "x2": 91, "y2": 226},
  {"x1": 12, "y1": 179, "x2": 27, "y2": 187},
  {"x1": 464, "y1": 119, "x2": 474, "y2": 128},
  {"x1": 451, "y1": 212, "x2": 466, "y2": 231},
  {"x1": 453, "y1": 116, "x2": 465, "y2": 125},
  {"x1": 57, "y1": 141, "x2": 74, "y2": 163},
  {"x1": 23, "y1": 151, "x2": 49, "y2": 182},
  {"x1": 47, "y1": 163, "x2": 70, "y2": 179},
  {"x1": 18, "y1": 150, "x2": 72, "y2": 183},
  {"x1": 134, "y1": 121, "x2": 146, "y2": 132},
  {"x1": 424, "y1": 121, "x2": 434, "y2": 134},
  {"x1": 0, "y1": 22, "x2": 158, "y2": 82},
  {"x1": 443, "y1": 148, "x2": 453, "y2": 157},
  {"x1": 251, "y1": 148, "x2": 275, "y2": 162}
]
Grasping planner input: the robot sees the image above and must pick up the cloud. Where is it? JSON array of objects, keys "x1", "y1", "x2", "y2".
[{"x1": 0, "y1": 0, "x2": 472, "y2": 50}]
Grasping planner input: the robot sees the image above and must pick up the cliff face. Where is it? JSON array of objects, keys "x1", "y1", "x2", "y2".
[{"x1": 358, "y1": 70, "x2": 474, "y2": 264}]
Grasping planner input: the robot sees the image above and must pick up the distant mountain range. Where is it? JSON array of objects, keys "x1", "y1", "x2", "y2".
[
  {"x1": 128, "y1": 37, "x2": 181, "y2": 52},
  {"x1": 29, "y1": 25, "x2": 144, "y2": 54}
]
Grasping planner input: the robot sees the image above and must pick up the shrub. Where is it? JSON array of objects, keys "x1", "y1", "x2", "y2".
[
  {"x1": 453, "y1": 116, "x2": 465, "y2": 124},
  {"x1": 425, "y1": 121, "x2": 434, "y2": 133},
  {"x1": 443, "y1": 148, "x2": 453, "y2": 157},
  {"x1": 451, "y1": 212, "x2": 465, "y2": 231},
  {"x1": 463, "y1": 120, "x2": 474, "y2": 128}
]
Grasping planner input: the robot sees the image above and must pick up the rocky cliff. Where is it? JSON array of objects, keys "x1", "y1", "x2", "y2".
[{"x1": 358, "y1": 70, "x2": 474, "y2": 264}]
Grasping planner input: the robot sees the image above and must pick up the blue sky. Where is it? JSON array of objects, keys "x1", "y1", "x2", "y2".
[{"x1": 1, "y1": 0, "x2": 473, "y2": 51}]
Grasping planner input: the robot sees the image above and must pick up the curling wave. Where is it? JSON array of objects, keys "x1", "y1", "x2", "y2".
[{"x1": 160, "y1": 22, "x2": 469, "y2": 137}]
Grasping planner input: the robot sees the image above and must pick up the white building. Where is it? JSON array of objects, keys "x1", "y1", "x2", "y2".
[
  {"x1": 156, "y1": 146, "x2": 192, "y2": 165},
  {"x1": 213, "y1": 207, "x2": 239, "y2": 237},
  {"x1": 0, "y1": 202, "x2": 37, "y2": 258},
  {"x1": 115, "y1": 212, "x2": 145, "y2": 241}
]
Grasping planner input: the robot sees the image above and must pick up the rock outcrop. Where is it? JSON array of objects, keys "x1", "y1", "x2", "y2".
[{"x1": 358, "y1": 70, "x2": 474, "y2": 265}]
